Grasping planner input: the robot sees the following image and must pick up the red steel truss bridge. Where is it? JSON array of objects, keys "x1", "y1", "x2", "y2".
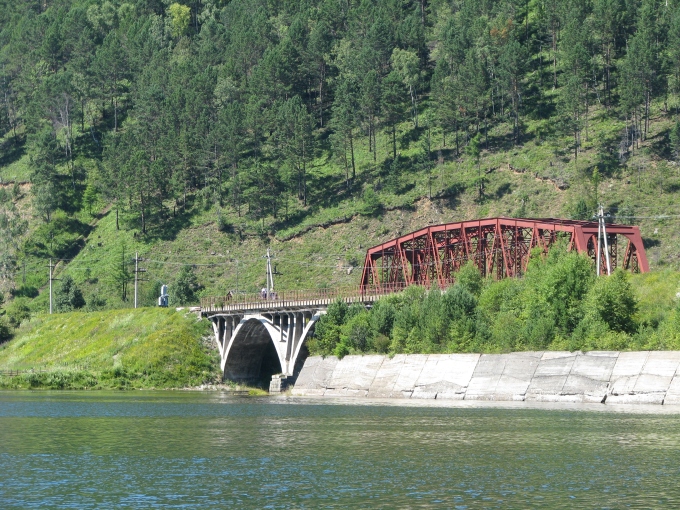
[{"x1": 360, "y1": 217, "x2": 649, "y2": 290}]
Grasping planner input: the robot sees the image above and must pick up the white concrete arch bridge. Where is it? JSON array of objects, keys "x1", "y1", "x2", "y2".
[{"x1": 201, "y1": 288, "x2": 388, "y2": 390}]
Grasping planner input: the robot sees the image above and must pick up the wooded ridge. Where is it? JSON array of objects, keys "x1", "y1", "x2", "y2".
[{"x1": 1, "y1": 0, "x2": 680, "y2": 323}]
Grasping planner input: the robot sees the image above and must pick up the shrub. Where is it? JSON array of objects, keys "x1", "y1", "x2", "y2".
[
  {"x1": 523, "y1": 247, "x2": 595, "y2": 336},
  {"x1": 359, "y1": 187, "x2": 381, "y2": 216},
  {"x1": 373, "y1": 334, "x2": 390, "y2": 353},
  {"x1": 11, "y1": 285, "x2": 39, "y2": 298},
  {"x1": 310, "y1": 299, "x2": 348, "y2": 355},
  {"x1": 326, "y1": 299, "x2": 348, "y2": 325},
  {"x1": 217, "y1": 212, "x2": 232, "y2": 233},
  {"x1": 455, "y1": 262, "x2": 483, "y2": 296},
  {"x1": 340, "y1": 310, "x2": 374, "y2": 352},
  {"x1": 55, "y1": 275, "x2": 86, "y2": 312},
  {"x1": 582, "y1": 269, "x2": 637, "y2": 334},
  {"x1": 370, "y1": 299, "x2": 396, "y2": 336},
  {"x1": 5, "y1": 298, "x2": 31, "y2": 328},
  {"x1": 0, "y1": 316, "x2": 11, "y2": 343},
  {"x1": 173, "y1": 265, "x2": 201, "y2": 305},
  {"x1": 443, "y1": 284, "x2": 477, "y2": 321},
  {"x1": 86, "y1": 292, "x2": 107, "y2": 312}
]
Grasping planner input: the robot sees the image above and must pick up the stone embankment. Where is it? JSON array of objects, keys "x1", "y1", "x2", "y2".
[{"x1": 292, "y1": 352, "x2": 680, "y2": 405}]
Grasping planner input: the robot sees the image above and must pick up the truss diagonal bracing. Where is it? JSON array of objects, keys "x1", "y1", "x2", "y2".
[{"x1": 360, "y1": 217, "x2": 649, "y2": 291}]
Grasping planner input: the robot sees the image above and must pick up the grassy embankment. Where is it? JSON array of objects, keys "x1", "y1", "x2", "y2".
[{"x1": 0, "y1": 307, "x2": 222, "y2": 390}]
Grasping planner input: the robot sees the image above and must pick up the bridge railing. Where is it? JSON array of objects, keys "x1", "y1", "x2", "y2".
[{"x1": 200, "y1": 282, "x2": 425, "y2": 311}]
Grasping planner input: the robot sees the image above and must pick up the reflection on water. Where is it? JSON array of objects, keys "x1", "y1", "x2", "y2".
[{"x1": 1, "y1": 392, "x2": 680, "y2": 508}]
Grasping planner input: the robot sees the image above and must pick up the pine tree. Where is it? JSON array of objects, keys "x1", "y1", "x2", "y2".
[
  {"x1": 332, "y1": 76, "x2": 359, "y2": 185},
  {"x1": 620, "y1": 0, "x2": 662, "y2": 142},
  {"x1": 381, "y1": 71, "x2": 406, "y2": 161},
  {"x1": 173, "y1": 265, "x2": 200, "y2": 305}
]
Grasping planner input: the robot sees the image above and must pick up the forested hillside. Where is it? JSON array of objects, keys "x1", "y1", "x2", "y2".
[{"x1": 1, "y1": 0, "x2": 680, "y2": 322}]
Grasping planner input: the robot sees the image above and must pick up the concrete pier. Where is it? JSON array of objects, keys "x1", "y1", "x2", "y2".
[{"x1": 291, "y1": 351, "x2": 680, "y2": 405}]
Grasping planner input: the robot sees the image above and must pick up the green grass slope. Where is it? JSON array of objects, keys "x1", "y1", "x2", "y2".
[{"x1": 0, "y1": 308, "x2": 219, "y2": 389}]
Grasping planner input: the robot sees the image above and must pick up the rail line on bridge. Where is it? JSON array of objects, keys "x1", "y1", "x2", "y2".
[{"x1": 200, "y1": 283, "x2": 410, "y2": 314}]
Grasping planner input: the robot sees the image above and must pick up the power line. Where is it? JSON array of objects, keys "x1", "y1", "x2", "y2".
[{"x1": 608, "y1": 215, "x2": 680, "y2": 220}]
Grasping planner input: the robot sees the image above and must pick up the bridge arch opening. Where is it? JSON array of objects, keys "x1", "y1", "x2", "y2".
[{"x1": 223, "y1": 319, "x2": 282, "y2": 386}]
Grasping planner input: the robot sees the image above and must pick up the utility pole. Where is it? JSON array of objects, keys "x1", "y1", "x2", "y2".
[
  {"x1": 134, "y1": 252, "x2": 138, "y2": 308},
  {"x1": 48, "y1": 259, "x2": 59, "y2": 314},
  {"x1": 596, "y1": 205, "x2": 612, "y2": 276},
  {"x1": 133, "y1": 252, "x2": 147, "y2": 308},
  {"x1": 265, "y1": 248, "x2": 274, "y2": 294},
  {"x1": 49, "y1": 258, "x2": 54, "y2": 314}
]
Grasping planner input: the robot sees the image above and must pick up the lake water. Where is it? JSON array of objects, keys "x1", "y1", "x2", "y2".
[{"x1": 1, "y1": 392, "x2": 680, "y2": 508}]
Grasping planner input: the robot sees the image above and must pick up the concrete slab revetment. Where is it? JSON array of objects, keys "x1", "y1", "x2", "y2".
[
  {"x1": 494, "y1": 352, "x2": 543, "y2": 400},
  {"x1": 525, "y1": 352, "x2": 575, "y2": 401},
  {"x1": 291, "y1": 356, "x2": 338, "y2": 396},
  {"x1": 290, "y1": 356, "x2": 322, "y2": 395},
  {"x1": 562, "y1": 352, "x2": 618, "y2": 403},
  {"x1": 411, "y1": 354, "x2": 480, "y2": 400},
  {"x1": 324, "y1": 355, "x2": 383, "y2": 397},
  {"x1": 465, "y1": 354, "x2": 507, "y2": 400},
  {"x1": 368, "y1": 355, "x2": 406, "y2": 398},
  {"x1": 609, "y1": 351, "x2": 680, "y2": 404},
  {"x1": 392, "y1": 354, "x2": 429, "y2": 398},
  {"x1": 291, "y1": 351, "x2": 680, "y2": 405},
  {"x1": 664, "y1": 362, "x2": 680, "y2": 405}
]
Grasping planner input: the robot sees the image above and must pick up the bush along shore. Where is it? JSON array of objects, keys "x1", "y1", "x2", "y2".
[
  {"x1": 309, "y1": 248, "x2": 680, "y2": 358},
  {"x1": 0, "y1": 308, "x2": 222, "y2": 390}
]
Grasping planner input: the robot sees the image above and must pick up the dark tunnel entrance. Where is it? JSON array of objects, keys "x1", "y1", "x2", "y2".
[{"x1": 223, "y1": 320, "x2": 282, "y2": 387}]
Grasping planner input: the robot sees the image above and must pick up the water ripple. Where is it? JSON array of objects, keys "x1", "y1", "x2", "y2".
[{"x1": 1, "y1": 391, "x2": 679, "y2": 508}]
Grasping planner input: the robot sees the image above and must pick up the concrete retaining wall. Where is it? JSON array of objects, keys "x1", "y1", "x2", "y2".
[{"x1": 291, "y1": 351, "x2": 680, "y2": 405}]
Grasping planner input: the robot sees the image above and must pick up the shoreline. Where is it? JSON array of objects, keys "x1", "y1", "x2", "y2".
[
  {"x1": 3, "y1": 389, "x2": 680, "y2": 414},
  {"x1": 270, "y1": 394, "x2": 680, "y2": 414}
]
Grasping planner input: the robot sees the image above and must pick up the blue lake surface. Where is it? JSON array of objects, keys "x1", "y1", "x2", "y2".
[{"x1": 1, "y1": 391, "x2": 679, "y2": 508}]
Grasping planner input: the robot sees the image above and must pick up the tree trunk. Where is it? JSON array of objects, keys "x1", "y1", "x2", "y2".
[
  {"x1": 606, "y1": 43, "x2": 611, "y2": 108},
  {"x1": 372, "y1": 119, "x2": 377, "y2": 162},
  {"x1": 368, "y1": 121, "x2": 372, "y2": 153},
  {"x1": 409, "y1": 85, "x2": 418, "y2": 128},
  {"x1": 140, "y1": 190, "x2": 146, "y2": 234},
  {"x1": 455, "y1": 119, "x2": 459, "y2": 156},
  {"x1": 552, "y1": 26, "x2": 558, "y2": 89},
  {"x1": 349, "y1": 129, "x2": 356, "y2": 180},
  {"x1": 302, "y1": 139, "x2": 307, "y2": 206},
  {"x1": 574, "y1": 128, "x2": 578, "y2": 161},
  {"x1": 392, "y1": 124, "x2": 397, "y2": 160},
  {"x1": 319, "y1": 62, "x2": 325, "y2": 127},
  {"x1": 343, "y1": 138, "x2": 350, "y2": 188},
  {"x1": 584, "y1": 82, "x2": 589, "y2": 141},
  {"x1": 644, "y1": 90, "x2": 650, "y2": 140}
]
